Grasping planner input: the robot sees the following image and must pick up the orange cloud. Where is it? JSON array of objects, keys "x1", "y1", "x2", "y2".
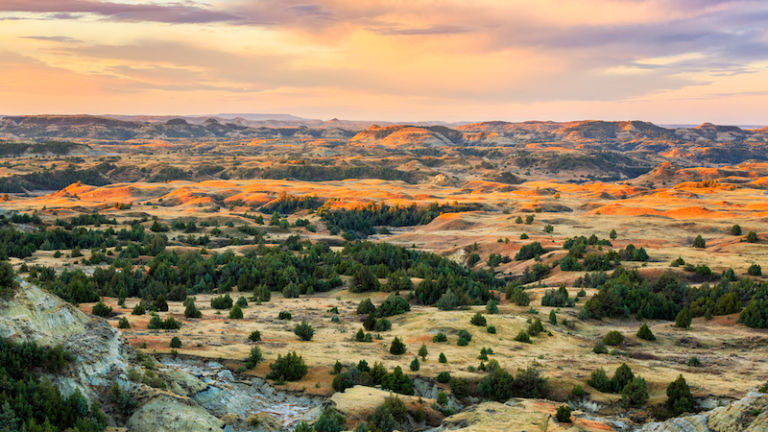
[{"x1": 0, "y1": 0, "x2": 766, "y2": 123}]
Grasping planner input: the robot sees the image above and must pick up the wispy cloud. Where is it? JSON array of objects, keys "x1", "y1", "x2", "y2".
[
  {"x1": 22, "y1": 35, "x2": 81, "y2": 43},
  {"x1": 0, "y1": 0, "x2": 767, "y2": 121},
  {"x1": 0, "y1": 0, "x2": 239, "y2": 24}
]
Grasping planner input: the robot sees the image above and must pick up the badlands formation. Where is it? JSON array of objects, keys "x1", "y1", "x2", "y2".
[{"x1": 0, "y1": 115, "x2": 766, "y2": 431}]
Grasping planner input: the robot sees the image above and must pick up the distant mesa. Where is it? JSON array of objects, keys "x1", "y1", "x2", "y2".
[
  {"x1": 351, "y1": 124, "x2": 463, "y2": 147},
  {"x1": 0, "y1": 115, "x2": 767, "y2": 167},
  {"x1": 166, "y1": 118, "x2": 189, "y2": 126}
]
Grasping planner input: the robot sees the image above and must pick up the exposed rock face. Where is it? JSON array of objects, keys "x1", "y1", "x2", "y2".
[
  {"x1": 0, "y1": 281, "x2": 129, "y2": 399},
  {"x1": 429, "y1": 400, "x2": 552, "y2": 432},
  {"x1": 638, "y1": 392, "x2": 768, "y2": 432},
  {"x1": 161, "y1": 358, "x2": 323, "y2": 430},
  {"x1": 0, "y1": 281, "x2": 328, "y2": 431},
  {"x1": 428, "y1": 399, "x2": 624, "y2": 432},
  {"x1": 125, "y1": 396, "x2": 223, "y2": 432},
  {"x1": 332, "y1": 385, "x2": 443, "y2": 427}
]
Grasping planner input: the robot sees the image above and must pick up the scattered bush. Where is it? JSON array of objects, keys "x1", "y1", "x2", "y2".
[
  {"x1": 487, "y1": 325, "x2": 497, "y2": 334},
  {"x1": 432, "y1": 332, "x2": 447, "y2": 343},
  {"x1": 593, "y1": 340, "x2": 607, "y2": 354},
  {"x1": 478, "y1": 347, "x2": 489, "y2": 361},
  {"x1": 559, "y1": 255, "x2": 582, "y2": 271},
  {"x1": 450, "y1": 377, "x2": 468, "y2": 398},
  {"x1": 381, "y1": 366, "x2": 414, "y2": 395},
  {"x1": 118, "y1": 317, "x2": 130, "y2": 329},
  {"x1": 439, "y1": 353, "x2": 447, "y2": 363},
  {"x1": 409, "y1": 357, "x2": 420, "y2": 371},
  {"x1": 373, "y1": 317, "x2": 392, "y2": 332},
  {"x1": 470, "y1": 312, "x2": 487, "y2": 326},
  {"x1": 621, "y1": 377, "x2": 649, "y2": 408},
  {"x1": 740, "y1": 299, "x2": 768, "y2": 328},
  {"x1": 457, "y1": 329, "x2": 472, "y2": 346},
  {"x1": 248, "y1": 330, "x2": 261, "y2": 342},
  {"x1": 132, "y1": 303, "x2": 146, "y2": 315},
  {"x1": 368, "y1": 396, "x2": 408, "y2": 432},
  {"x1": 229, "y1": 304, "x2": 244, "y2": 319},
  {"x1": 506, "y1": 286, "x2": 531, "y2": 306},
  {"x1": 636, "y1": 323, "x2": 656, "y2": 341},
  {"x1": 350, "y1": 266, "x2": 381, "y2": 293},
  {"x1": 390, "y1": 337, "x2": 406, "y2": 355},
  {"x1": 477, "y1": 364, "x2": 548, "y2": 401},
  {"x1": 666, "y1": 375, "x2": 694, "y2": 415},
  {"x1": 377, "y1": 294, "x2": 410, "y2": 317},
  {"x1": 282, "y1": 283, "x2": 301, "y2": 298},
  {"x1": 418, "y1": 344, "x2": 428, "y2": 360},
  {"x1": 110, "y1": 382, "x2": 137, "y2": 416},
  {"x1": 267, "y1": 351, "x2": 308, "y2": 381},
  {"x1": 748, "y1": 264, "x2": 762, "y2": 276},
  {"x1": 612, "y1": 363, "x2": 635, "y2": 392},
  {"x1": 293, "y1": 422, "x2": 312, "y2": 432},
  {"x1": 357, "y1": 298, "x2": 376, "y2": 315},
  {"x1": 486, "y1": 299, "x2": 498, "y2": 314},
  {"x1": 278, "y1": 311, "x2": 292, "y2": 320},
  {"x1": 184, "y1": 299, "x2": 202, "y2": 318},
  {"x1": 588, "y1": 368, "x2": 613, "y2": 392},
  {"x1": 170, "y1": 336, "x2": 182, "y2": 348},
  {"x1": 148, "y1": 315, "x2": 181, "y2": 330},
  {"x1": 746, "y1": 231, "x2": 759, "y2": 243},
  {"x1": 211, "y1": 294, "x2": 233, "y2": 310},
  {"x1": 148, "y1": 315, "x2": 162, "y2": 329},
  {"x1": 92, "y1": 301, "x2": 112, "y2": 317},
  {"x1": 542, "y1": 285, "x2": 575, "y2": 307},
  {"x1": 515, "y1": 242, "x2": 545, "y2": 260},
  {"x1": 514, "y1": 330, "x2": 531, "y2": 344},
  {"x1": 555, "y1": 405, "x2": 572, "y2": 423},
  {"x1": 527, "y1": 318, "x2": 544, "y2": 336},
  {"x1": 245, "y1": 346, "x2": 263, "y2": 369},
  {"x1": 603, "y1": 330, "x2": 624, "y2": 346},
  {"x1": 524, "y1": 263, "x2": 551, "y2": 282},
  {"x1": 435, "y1": 290, "x2": 460, "y2": 311},
  {"x1": 355, "y1": 328, "x2": 373, "y2": 342},
  {"x1": 314, "y1": 407, "x2": 346, "y2": 432},
  {"x1": 675, "y1": 306, "x2": 692, "y2": 329},
  {"x1": 571, "y1": 385, "x2": 585, "y2": 399},
  {"x1": 437, "y1": 371, "x2": 451, "y2": 383},
  {"x1": 549, "y1": 310, "x2": 557, "y2": 325},
  {"x1": 692, "y1": 235, "x2": 706, "y2": 249},
  {"x1": 332, "y1": 372, "x2": 355, "y2": 393},
  {"x1": 671, "y1": 256, "x2": 686, "y2": 267},
  {"x1": 294, "y1": 320, "x2": 315, "y2": 341}
]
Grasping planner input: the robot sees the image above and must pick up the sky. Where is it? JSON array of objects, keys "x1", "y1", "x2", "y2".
[{"x1": 1, "y1": 0, "x2": 767, "y2": 124}]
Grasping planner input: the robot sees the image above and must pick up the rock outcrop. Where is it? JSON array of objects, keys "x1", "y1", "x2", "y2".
[
  {"x1": 638, "y1": 392, "x2": 768, "y2": 432},
  {"x1": 0, "y1": 280, "x2": 329, "y2": 431},
  {"x1": 125, "y1": 396, "x2": 222, "y2": 432},
  {"x1": 0, "y1": 280, "x2": 129, "y2": 399},
  {"x1": 428, "y1": 399, "x2": 625, "y2": 432}
]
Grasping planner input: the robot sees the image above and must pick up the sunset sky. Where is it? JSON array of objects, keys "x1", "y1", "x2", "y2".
[{"x1": 1, "y1": 0, "x2": 767, "y2": 123}]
